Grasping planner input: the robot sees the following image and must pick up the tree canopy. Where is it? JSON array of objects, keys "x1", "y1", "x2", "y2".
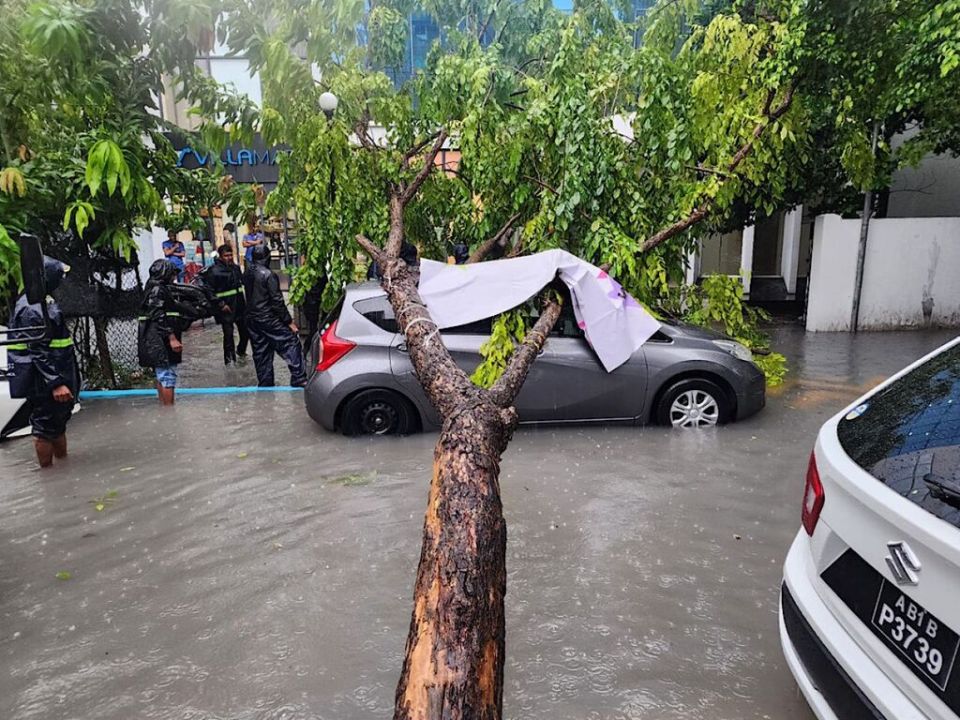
[
  {"x1": 0, "y1": 0, "x2": 254, "y2": 295},
  {"x1": 217, "y1": 0, "x2": 825, "y2": 383}
]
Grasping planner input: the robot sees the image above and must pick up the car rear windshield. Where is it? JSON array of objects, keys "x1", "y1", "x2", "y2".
[{"x1": 837, "y1": 342, "x2": 960, "y2": 527}]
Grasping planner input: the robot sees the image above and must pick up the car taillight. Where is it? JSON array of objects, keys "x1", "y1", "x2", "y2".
[
  {"x1": 801, "y1": 451, "x2": 825, "y2": 536},
  {"x1": 316, "y1": 320, "x2": 356, "y2": 372}
]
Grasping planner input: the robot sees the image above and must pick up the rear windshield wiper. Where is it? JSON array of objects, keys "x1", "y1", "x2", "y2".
[{"x1": 924, "y1": 473, "x2": 960, "y2": 509}]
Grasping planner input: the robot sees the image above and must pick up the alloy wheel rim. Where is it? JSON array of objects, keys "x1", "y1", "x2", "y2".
[{"x1": 669, "y1": 390, "x2": 719, "y2": 428}]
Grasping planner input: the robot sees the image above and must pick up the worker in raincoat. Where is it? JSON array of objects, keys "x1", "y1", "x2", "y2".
[
  {"x1": 198, "y1": 244, "x2": 248, "y2": 365},
  {"x1": 8, "y1": 256, "x2": 79, "y2": 468},
  {"x1": 138, "y1": 259, "x2": 186, "y2": 405},
  {"x1": 243, "y1": 244, "x2": 306, "y2": 387}
]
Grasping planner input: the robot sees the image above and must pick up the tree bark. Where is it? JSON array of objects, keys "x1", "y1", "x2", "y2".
[
  {"x1": 467, "y1": 212, "x2": 521, "y2": 264},
  {"x1": 356, "y1": 230, "x2": 559, "y2": 720},
  {"x1": 354, "y1": 125, "x2": 566, "y2": 719},
  {"x1": 92, "y1": 316, "x2": 117, "y2": 388},
  {"x1": 393, "y1": 404, "x2": 514, "y2": 720}
]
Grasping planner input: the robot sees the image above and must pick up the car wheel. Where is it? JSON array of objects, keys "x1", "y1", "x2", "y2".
[
  {"x1": 341, "y1": 389, "x2": 415, "y2": 436},
  {"x1": 656, "y1": 378, "x2": 731, "y2": 428}
]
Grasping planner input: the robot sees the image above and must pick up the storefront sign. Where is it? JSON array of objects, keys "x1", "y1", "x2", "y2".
[{"x1": 164, "y1": 132, "x2": 288, "y2": 186}]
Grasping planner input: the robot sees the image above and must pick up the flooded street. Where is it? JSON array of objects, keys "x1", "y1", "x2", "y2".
[{"x1": 1, "y1": 327, "x2": 956, "y2": 720}]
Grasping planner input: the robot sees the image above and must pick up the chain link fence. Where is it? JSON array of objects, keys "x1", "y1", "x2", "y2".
[{"x1": 55, "y1": 249, "x2": 149, "y2": 390}]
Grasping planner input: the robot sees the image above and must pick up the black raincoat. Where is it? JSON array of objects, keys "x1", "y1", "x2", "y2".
[
  {"x1": 138, "y1": 260, "x2": 181, "y2": 368},
  {"x1": 8, "y1": 257, "x2": 79, "y2": 439},
  {"x1": 198, "y1": 257, "x2": 246, "y2": 323},
  {"x1": 198, "y1": 256, "x2": 248, "y2": 363},
  {"x1": 137, "y1": 260, "x2": 215, "y2": 368},
  {"x1": 242, "y1": 246, "x2": 306, "y2": 387}
]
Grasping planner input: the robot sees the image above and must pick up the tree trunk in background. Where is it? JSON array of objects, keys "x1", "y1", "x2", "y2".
[
  {"x1": 393, "y1": 404, "x2": 514, "y2": 720},
  {"x1": 92, "y1": 315, "x2": 116, "y2": 387}
]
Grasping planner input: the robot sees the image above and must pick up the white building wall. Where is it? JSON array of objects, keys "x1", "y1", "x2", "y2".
[{"x1": 806, "y1": 214, "x2": 960, "y2": 331}]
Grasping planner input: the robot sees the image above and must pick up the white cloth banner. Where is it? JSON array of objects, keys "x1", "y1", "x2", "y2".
[{"x1": 418, "y1": 249, "x2": 660, "y2": 372}]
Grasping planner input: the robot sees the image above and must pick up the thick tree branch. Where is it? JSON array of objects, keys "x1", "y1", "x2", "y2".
[
  {"x1": 385, "y1": 192, "x2": 406, "y2": 257},
  {"x1": 477, "y1": 0, "x2": 504, "y2": 42},
  {"x1": 506, "y1": 232, "x2": 525, "y2": 258},
  {"x1": 400, "y1": 129, "x2": 448, "y2": 207},
  {"x1": 402, "y1": 131, "x2": 441, "y2": 169},
  {"x1": 489, "y1": 295, "x2": 563, "y2": 407},
  {"x1": 686, "y1": 164, "x2": 731, "y2": 178},
  {"x1": 355, "y1": 232, "x2": 386, "y2": 263},
  {"x1": 641, "y1": 205, "x2": 711, "y2": 252},
  {"x1": 355, "y1": 109, "x2": 381, "y2": 151},
  {"x1": 725, "y1": 82, "x2": 796, "y2": 173},
  {"x1": 467, "y1": 212, "x2": 522, "y2": 264},
  {"x1": 641, "y1": 80, "x2": 798, "y2": 254},
  {"x1": 522, "y1": 174, "x2": 558, "y2": 196},
  {"x1": 356, "y1": 233, "x2": 474, "y2": 419}
]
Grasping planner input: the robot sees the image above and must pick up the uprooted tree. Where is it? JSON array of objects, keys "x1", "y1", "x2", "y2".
[{"x1": 219, "y1": 0, "x2": 811, "y2": 716}]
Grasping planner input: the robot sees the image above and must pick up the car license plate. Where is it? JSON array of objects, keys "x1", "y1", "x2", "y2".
[{"x1": 871, "y1": 579, "x2": 960, "y2": 691}]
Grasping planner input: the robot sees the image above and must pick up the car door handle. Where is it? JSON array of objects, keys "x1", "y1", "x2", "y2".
[{"x1": 397, "y1": 343, "x2": 408, "y2": 353}]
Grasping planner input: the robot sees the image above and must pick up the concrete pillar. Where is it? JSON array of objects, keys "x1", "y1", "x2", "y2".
[
  {"x1": 805, "y1": 214, "x2": 859, "y2": 331},
  {"x1": 685, "y1": 240, "x2": 701, "y2": 286},
  {"x1": 781, "y1": 205, "x2": 803, "y2": 295},
  {"x1": 740, "y1": 224, "x2": 755, "y2": 294}
]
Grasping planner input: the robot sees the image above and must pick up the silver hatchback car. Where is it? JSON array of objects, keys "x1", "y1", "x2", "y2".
[{"x1": 305, "y1": 282, "x2": 766, "y2": 435}]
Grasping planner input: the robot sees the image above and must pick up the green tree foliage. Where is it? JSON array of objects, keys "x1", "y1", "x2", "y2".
[
  {"x1": 219, "y1": 0, "x2": 805, "y2": 383},
  {"x1": 0, "y1": 0, "x2": 250, "y2": 294},
  {"x1": 777, "y1": 0, "x2": 960, "y2": 214},
  {"x1": 218, "y1": 0, "x2": 958, "y2": 386}
]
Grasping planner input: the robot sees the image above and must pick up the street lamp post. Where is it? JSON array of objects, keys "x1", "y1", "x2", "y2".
[
  {"x1": 318, "y1": 91, "x2": 339, "y2": 120},
  {"x1": 318, "y1": 92, "x2": 338, "y2": 204}
]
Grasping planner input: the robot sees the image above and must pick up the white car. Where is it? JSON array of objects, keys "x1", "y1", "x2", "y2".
[
  {"x1": 781, "y1": 336, "x2": 960, "y2": 719},
  {"x1": 0, "y1": 327, "x2": 31, "y2": 438}
]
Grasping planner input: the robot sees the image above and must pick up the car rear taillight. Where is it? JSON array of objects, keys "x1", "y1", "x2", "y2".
[
  {"x1": 801, "y1": 451, "x2": 825, "y2": 536},
  {"x1": 316, "y1": 320, "x2": 356, "y2": 372}
]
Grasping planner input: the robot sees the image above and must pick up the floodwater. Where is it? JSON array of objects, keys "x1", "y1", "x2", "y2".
[{"x1": 1, "y1": 326, "x2": 956, "y2": 719}]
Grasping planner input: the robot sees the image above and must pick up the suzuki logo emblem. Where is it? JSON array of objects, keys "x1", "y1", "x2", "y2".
[{"x1": 886, "y1": 541, "x2": 921, "y2": 586}]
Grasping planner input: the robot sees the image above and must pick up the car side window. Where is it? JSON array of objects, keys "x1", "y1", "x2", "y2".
[
  {"x1": 443, "y1": 318, "x2": 494, "y2": 335},
  {"x1": 353, "y1": 297, "x2": 399, "y2": 333},
  {"x1": 524, "y1": 295, "x2": 582, "y2": 339},
  {"x1": 353, "y1": 296, "x2": 495, "y2": 335}
]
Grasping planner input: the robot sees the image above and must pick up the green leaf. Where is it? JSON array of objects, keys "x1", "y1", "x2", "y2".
[{"x1": 85, "y1": 143, "x2": 106, "y2": 196}]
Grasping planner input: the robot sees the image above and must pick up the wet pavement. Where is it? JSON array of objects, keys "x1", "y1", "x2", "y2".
[
  {"x1": 172, "y1": 318, "x2": 306, "y2": 389},
  {"x1": 1, "y1": 325, "x2": 957, "y2": 720}
]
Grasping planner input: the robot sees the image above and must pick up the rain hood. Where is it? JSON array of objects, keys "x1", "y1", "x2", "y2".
[{"x1": 418, "y1": 249, "x2": 660, "y2": 372}]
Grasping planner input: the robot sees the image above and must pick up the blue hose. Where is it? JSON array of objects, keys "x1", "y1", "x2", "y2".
[{"x1": 80, "y1": 386, "x2": 304, "y2": 400}]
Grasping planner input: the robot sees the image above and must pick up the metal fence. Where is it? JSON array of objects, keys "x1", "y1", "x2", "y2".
[{"x1": 57, "y1": 255, "x2": 147, "y2": 389}]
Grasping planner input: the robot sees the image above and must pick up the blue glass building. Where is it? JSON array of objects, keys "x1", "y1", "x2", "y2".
[{"x1": 379, "y1": 0, "x2": 653, "y2": 86}]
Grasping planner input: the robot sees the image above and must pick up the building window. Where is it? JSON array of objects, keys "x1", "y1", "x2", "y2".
[
  {"x1": 208, "y1": 58, "x2": 263, "y2": 106},
  {"x1": 410, "y1": 12, "x2": 439, "y2": 70}
]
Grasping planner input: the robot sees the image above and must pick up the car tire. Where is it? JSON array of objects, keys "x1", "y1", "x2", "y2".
[
  {"x1": 655, "y1": 378, "x2": 732, "y2": 428},
  {"x1": 340, "y1": 389, "x2": 416, "y2": 436}
]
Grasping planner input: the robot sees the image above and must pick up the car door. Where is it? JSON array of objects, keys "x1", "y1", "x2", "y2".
[
  {"x1": 390, "y1": 309, "x2": 647, "y2": 424},
  {"x1": 388, "y1": 317, "x2": 489, "y2": 394},
  {"x1": 387, "y1": 334, "x2": 443, "y2": 427},
  {"x1": 516, "y1": 312, "x2": 647, "y2": 422}
]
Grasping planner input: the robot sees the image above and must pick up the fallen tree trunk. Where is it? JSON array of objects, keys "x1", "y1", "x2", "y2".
[
  {"x1": 394, "y1": 403, "x2": 512, "y2": 720},
  {"x1": 357, "y1": 230, "x2": 561, "y2": 720}
]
